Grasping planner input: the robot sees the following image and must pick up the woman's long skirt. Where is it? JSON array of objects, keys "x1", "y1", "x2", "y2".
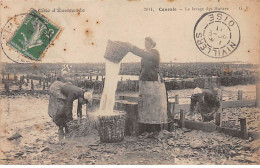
[{"x1": 138, "y1": 81, "x2": 168, "y2": 124}]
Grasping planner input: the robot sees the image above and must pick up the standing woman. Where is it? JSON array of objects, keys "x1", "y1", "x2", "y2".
[{"x1": 128, "y1": 37, "x2": 168, "y2": 133}]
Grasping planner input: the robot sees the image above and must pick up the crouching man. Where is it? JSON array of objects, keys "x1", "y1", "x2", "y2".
[
  {"x1": 190, "y1": 87, "x2": 222, "y2": 122},
  {"x1": 48, "y1": 78, "x2": 93, "y2": 136}
]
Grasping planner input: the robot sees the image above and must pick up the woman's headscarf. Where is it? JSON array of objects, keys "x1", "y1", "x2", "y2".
[{"x1": 145, "y1": 37, "x2": 156, "y2": 48}]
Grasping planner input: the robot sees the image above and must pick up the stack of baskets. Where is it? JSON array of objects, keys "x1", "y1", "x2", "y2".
[
  {"x1": 66, "y1": 118, "x2": 91, "y2": 137},
  {"x1": 97, "y1": 112, "x2": 127, "y2": 143},
  {"x1": 104, "y1": 40, "x2": 130, "y2": 63}
]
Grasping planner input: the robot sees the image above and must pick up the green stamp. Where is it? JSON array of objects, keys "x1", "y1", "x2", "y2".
[{"x1": 7, "y1": 9, "x2": 61, "y2": 61}]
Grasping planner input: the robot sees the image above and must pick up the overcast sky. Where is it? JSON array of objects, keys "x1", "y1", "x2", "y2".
[{"x1": 0, "y1": 0, "x2": 259, "y2": 64}]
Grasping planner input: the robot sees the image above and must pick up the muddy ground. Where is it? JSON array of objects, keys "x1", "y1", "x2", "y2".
[{"x1": 0, "y1": 85, "x2": 259, "y2": 165}]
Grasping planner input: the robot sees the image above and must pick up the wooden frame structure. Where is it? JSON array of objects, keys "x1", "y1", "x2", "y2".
[{"x1": 170, "y1": 91, "x2": 258, "y2": 140}]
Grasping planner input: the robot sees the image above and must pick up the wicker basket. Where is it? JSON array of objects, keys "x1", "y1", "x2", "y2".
[
  {"x1": 66, "y1": 118, "x2": 91, "y2": 137},
  {"x1": 97, "y1": 112, "x2": 126, "y2": 143},
  {"x1": 104, "y1": 40, "x2": 129, "y2": 63}
]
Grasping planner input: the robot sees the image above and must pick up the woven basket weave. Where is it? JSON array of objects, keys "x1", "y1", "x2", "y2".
[
  {"x1": 66, "y1": 118, "x2": 91, "y2": 137},
  {"x1": 104, "y1": 40, "x2": 129, "y2": 63},
  {"x1": 97, "y1": 112, "x2": 126, "y2": 143}
]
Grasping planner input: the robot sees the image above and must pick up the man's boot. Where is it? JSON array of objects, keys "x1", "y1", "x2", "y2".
[
  {"x1": 64, "y1": 124, "x2": 69, "y2": 134},
  {"x1": 58, "y1": 126, "x2": 64, "y2": 135}
]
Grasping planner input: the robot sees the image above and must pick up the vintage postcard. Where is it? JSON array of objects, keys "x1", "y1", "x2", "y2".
[{"x1": 0, "y1": 0, "x2": 259, "y2": 165}]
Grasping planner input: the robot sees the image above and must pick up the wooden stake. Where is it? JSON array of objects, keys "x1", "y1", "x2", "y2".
[
  {"x1": 5, "y1": 83, "x2": 9, "y2": 95},
  {"x1": 215, "y1": 113, "x2": 222, "y2": 126},
  {"x1": 46, "y1": 80, "x2": 49, "y2": 89},
  {"x1": 19, "y1": 80, "x2": 22, "y2": 91},
  {"x1": 14, "y1": 74, "x2": 17, "y2": 82},
  {"x1": 43, "y1": 81, "x2": 45, "y2": 90},
  {"x1": 239, "y1": 117, "x2": 248, "y2": 140},
  {"x1": 180, "y1": 109, "x2": 185, "y2": 129},
  {"x1": 238, "y1": 90, "x2": 243, "y2": 100},
  {"x1": 175, "y1": 95, "x2": 179, "y2": 104},
  {"x1": 31, "y1": 80, "x2": 34, "y2": 90},
  {"x1": 215, "y1": 102, "x2": 223, "y2": 126},
  {"x1": 169, "y1": 103, "x2": 175, "y2": 131}
]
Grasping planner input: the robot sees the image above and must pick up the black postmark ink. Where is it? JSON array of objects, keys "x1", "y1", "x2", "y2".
[
  {"x1": 0, "y1": 9, "x2": 60, "y2": 64},
  {"x1": 194, "y1": 11, "x2": 240, "y2": 58}
]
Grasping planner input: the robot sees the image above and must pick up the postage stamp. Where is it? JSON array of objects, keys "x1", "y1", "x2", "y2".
[
  {"x1": 194, "y1": 11, "x2": 240, "y2": 58},
  {"x1": 7, "y1": 9, "x2": 61, "y2": 61}
]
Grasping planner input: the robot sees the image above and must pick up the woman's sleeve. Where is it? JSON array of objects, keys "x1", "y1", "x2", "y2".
[{"x1": 131, "y1": 45, "x2": 159, "y2": 62}]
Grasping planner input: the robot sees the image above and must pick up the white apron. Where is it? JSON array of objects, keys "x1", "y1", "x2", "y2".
[{"x1": 138, "y1": 77, "x2": 168, "y2": 124}]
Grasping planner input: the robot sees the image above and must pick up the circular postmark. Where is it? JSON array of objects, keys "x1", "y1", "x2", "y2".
[
  {"x1": 1, "y1": 9, "x2": 60, "y2": 63},
  {"x1": 194, "y1": 11, "x2": 240, "y2": 58},
  {"x1": 1, "y1": 13, "x2": 31, "y2": 63}
]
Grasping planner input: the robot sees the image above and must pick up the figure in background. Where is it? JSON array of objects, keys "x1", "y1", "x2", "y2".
[
  {"x1": 190, "y1": 86, "x2": 222, "y2": 122},
  {"x1": 48, "y1": 76, "x2": 93, "y2": 137}
]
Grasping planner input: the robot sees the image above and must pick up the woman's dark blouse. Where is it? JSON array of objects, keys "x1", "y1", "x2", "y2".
[{"x1": 131, "y1": 46, "x2": 160, "y2": 81}]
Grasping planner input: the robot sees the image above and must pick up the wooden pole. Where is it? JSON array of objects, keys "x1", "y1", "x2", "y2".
[
  {"x1": 5, "y1": 83, "x2": 9, "y2": 95},
  {"x1": 169, "y1": 103, "x2": 175, "y2": 131},
  {"x1": 46, "y1": 79, "x2": 49, "y2": 89},
  {"x1": 215, "y1": 112, "x2": 222, "y2": 126},
  {"x1": 43, "y1": 80, "x2": 45, "y2": 90},
  {"x1": 31, "y1": 80, "x2": 34, "y2": 90},
  {"x1": 14, "y1": 74, "x2": 17, "y2": 82},
  {"x1": 180, "y1": 109, "x2": 185, "y2": 129},
  {"x1": 215, "y1": 102, "x2": 222, "y2": 126},
  {"x1": 19, "y1": 80, "x2": 22, "y2": 91},
  {"x1": 239, "y1": 117, "x2": 248, "y2": 140},
  {"x1": 238, "y1": 90, "x2": 243, "y2": 100},
  {"x1": 175, "y1": 95, "x2": 179, "y2": 104}
]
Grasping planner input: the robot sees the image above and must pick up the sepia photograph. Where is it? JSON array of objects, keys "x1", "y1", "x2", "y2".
[{"x1": 0, "y1": 0, "x2": 259, "y2": 165}]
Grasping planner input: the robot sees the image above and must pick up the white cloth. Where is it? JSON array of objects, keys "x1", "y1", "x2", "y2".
[
  {"x1": 193, "y1": 87, "x2": 203, "y2": 94},
  {"x1": 84, "y1": 89, "x2": 93, "y2": 103},
  {"x1": 138, "y1": 80, "x2": 168, "y2": 124}
]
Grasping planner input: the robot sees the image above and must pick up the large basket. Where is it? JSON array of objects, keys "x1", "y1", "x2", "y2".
[
  {"x1": 104, "y1": 40, "x2": 129, "y2": 63},
  {"x1": 66, "y1": 118, "x2": 91, "y2": 137},
  {"x1": 97, "y1": 112, "x2": 126, "y2": 143}
]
